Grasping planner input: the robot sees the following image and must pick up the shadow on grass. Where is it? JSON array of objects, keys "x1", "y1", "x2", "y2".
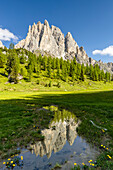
[{"x1": 0, "y1": 72, "x2": 8, "y2": 77}]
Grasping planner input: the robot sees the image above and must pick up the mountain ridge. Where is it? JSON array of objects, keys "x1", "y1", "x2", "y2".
[{"x1": 10, "y1": 20, "x2": 113, "y2": 73}]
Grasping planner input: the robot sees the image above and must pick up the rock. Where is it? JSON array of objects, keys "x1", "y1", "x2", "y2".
[
  {"x1": 65, "y1": 32, "x2": 78, "y2": 54},
  {"x1": 8, "y1": 74, "x2": 23, "y2": 83},
  {"x1": 15, "y1": 20, "x2": 113, "y2": 73},
  {"x1": 0, "y1": 41, "x2": 4, "y2": 48},
  {"x1": 30, "y1": 117, "x2": 79, "y2": 158}
]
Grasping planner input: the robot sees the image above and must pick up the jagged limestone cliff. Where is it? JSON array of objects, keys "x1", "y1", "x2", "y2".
[
  {"x1": 0, "y1": 41, "x2": 4, "y2": 48},
  {"x1": 15, "y1": 20, "x2": 88, "y2": 61},
  {"x1": 30, "y1": 118, "x2": 79, "y2": 158},
  {"x1": 15, "y1": 20, "x2": 113, "y2": 73}
]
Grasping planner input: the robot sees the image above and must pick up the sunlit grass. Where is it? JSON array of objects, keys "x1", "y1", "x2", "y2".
[{"x1": 0, "y1": 89, "x2": 113, "y2": 169}]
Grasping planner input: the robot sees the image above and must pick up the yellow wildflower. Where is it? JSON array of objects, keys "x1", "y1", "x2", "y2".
[
  {"x1": 103, "y1": 146, "x2": 105, "y2": 148},
  {"x1": 13, "y1": 164, "x2": 15, "y2": 166},
  {"x1": 74, "y1": 163, "x2": 77, "y2": 165},
  {"x1": 15, "y1": 154, "x2": 18, "y2": 156},
  {"x1": 92, "y1": 164, "x2": 95, "y2": 166},
  {"x1": 11, "y1": 161, "x2": 13, "y2": 163},
  {"x1": 82, "y1": 163, "x2": 85, "y2": 165},
  {"x1": 107, "y1": 155, "x2": 112, "y2": 159},
  {"x1": 21, "y1": 156, "x2": 23, "y2": 160},
  {"x1": 8, "y1": 158, "x2": 10, "y2": 161},
  {"x1": 88, "y1": 160, "x2": 92, "y2": 163},
  {"x1": 3, "y1": 162, "x2": 6, "y2": 164}
]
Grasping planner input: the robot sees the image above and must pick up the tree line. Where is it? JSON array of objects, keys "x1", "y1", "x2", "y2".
[{"x1": 0, "y1": 47, "x2": 112, "y2": 84}]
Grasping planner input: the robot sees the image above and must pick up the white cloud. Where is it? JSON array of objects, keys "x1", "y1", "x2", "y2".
[
  {"x1": 0, "y1": 28, "x2": 18, "y2": 41},
  {"x1": 92, "y1": 46, "x2": 113, "y2": 56}
]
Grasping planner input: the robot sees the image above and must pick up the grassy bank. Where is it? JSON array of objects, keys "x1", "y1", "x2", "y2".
[{"x1": 0, "y1": 90, "x2": 113, "y2": 169}]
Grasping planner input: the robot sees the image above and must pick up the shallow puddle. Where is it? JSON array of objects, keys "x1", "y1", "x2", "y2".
[{"x1": 0, "y1": 106, "x2": 99, "y2": 170}]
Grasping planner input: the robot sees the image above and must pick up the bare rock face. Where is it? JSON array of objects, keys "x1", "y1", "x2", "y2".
[
  {"x1": 14, "y1": 20, "x2": 94, "y2": 65},
  {"x1": 15, "y1": 20, "x2": 79, "y2": 59},
  {"x1": 65, "y1": 32, "x2": 78, "y2": 54},
  {"x1": 14, "y1": 20, "x2": 93, "y2": 63},
  {"x1": 15, "y1": 20, "x2": 62, "y2": 58},
  {"x1": 15, "y1": 20, "x2": 113, "y2": 73},
  {"x1": 0, "y1": 41, "x2": 4, "y2": 48},
  {"x1": 30, "y1": 118, "x2": 79, "y2": 158}
]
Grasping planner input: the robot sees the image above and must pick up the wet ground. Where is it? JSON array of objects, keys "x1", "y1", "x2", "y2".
[{"x1": 0, "y1": 106, "x2": 99, "y2": 170}]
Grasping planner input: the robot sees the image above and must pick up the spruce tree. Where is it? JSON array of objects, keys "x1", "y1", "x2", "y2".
[
  {"x1": 52, "y1": 58, "x2": 56, "y2": 69},
  {"x1": 89, "y1": 64, "x2": 94, "y2": 80},
  {"x1": 60, "y1": 57, "x2": 64, "y2": 69},
  {"x1": 28, "y1": 64, "x2": 32, "y2": 81},
  {"x1": 47, "y1": 63, "x2": 51, "y2": 77},
  {"x1": 85, "y1": 63, "x2": 89, "y2": 75},
  {"x1": 101, "y1": 70, "x2": 105, "y2": 81},
  {"x1": 80, "y1": 64, "x2": 85, "y2": 81},
  {"x1": 6, "y1": 52, "x2": 20, "y2": 83},
  {"x1": 43, "y1": 56, "x2": 47, "y2": 71}
]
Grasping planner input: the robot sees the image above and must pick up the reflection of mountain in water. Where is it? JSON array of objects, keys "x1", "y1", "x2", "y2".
[{"x1": 31, "y1": 107, "x2": 80, "y2": 158}]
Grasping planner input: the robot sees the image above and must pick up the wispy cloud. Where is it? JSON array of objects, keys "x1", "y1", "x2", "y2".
[
  {"x1": 0, "y1": 28, "x2": 18, "y2": 42},
  {"x1": 92, "y1": 46, "x2": 113, "y2": 56}
]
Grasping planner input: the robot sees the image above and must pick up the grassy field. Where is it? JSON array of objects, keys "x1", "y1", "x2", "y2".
[{"x1": 0, "y1": 87, "x2": 113, "y2": 169}]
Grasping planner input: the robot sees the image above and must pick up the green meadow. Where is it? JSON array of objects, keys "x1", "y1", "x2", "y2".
[{"x1": 0, "y1": 83, "x2": 113, "y2": 169}]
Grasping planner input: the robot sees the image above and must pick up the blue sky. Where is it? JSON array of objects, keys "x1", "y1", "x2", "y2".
[{"x1": 0, "y1": 0, "x2": 113, "y2": 62}]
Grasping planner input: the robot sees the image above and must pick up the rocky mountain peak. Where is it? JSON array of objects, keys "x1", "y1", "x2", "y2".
[
  {"x1": 44, "y1": 19, "x2": 49, "y2": 27},
  {"x1": 15, "y1": 20, "x2": 113, "y2": 73},
  {"x1": 66, "y1": 32, "x2": 72, "y2": 38}
]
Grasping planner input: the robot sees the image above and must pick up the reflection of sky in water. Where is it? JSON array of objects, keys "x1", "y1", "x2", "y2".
[{"x1": 0, "y1": 106, "x2": 99, "y2": 170}]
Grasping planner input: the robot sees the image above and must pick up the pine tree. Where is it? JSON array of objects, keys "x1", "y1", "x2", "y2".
[
  {"x1": 62, "y1": 64, "x2": 68, "y2": 82},
  {"x1": 89, "y1": 64, "x2": 94, "y2": 80},
  {"x1": 57, "y1": 61, "x2": 60, "y2": 78},
  {"x1": 108, "y1": 72, "x2": 111, "y2": 82},
  {"x1": 28, "y1": 64, "x2": 32, "y2": 81},
  {"x1": 80, "y1": 64, "x2": 85, "y2": 81},
  {"x1": 37, "y1": 61, "x2": 40, "y2": 75},
  {"x1": 105, "y1": 72, "x2": 109, "y2": 82},
  {"x1": 9, "y1": 43, "x2": 14, "y2": 49},
  {"x1": 52, "y1": 58, "x2": 56, "y2": 69},
  {"x1": 85, "y1": 63, "x2": 89, "y2": 75},
  {"x1": 70, "y1": 60, "x2": 73, "y2": 77},
  {"x1": 100, "y1": 69, "x2": 105, "y2": 81},
  {"x1": 76, "y1": 63, "x2": 81, "y2": 79},
  {"x1": 47, "y1": 63, "x2": 51, "y2": 77},
  {"x1": 0, "y1": 50, "x2": 7, "y2": 68},
  {"x1": 60, "y1": 57, "x2": 64, "y2": 69},
  {"x1": 93, "y1": 69, "x2": 98, "y2": 81},
  {"x1": 56, "y1": 58, "x2": 60, "y2": 69},
  {"x1": 43, "y1": 56, "x2": 47, "y2": 71},
  {"x1": 20, "y1": 51, "x2": 26, "y2": 64},
  {"x1": 111, "y1": 74, "x2": 113, "y2": 81},
  {"x1": 6, "y1": 52, "x2": 20, "y2": 83},
  {"x1": 47, "y1": 56, "x2": 52, "y2": 77},
  {"x1": 66, "y1": 59, "x2": 70, "y2": 74}
]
